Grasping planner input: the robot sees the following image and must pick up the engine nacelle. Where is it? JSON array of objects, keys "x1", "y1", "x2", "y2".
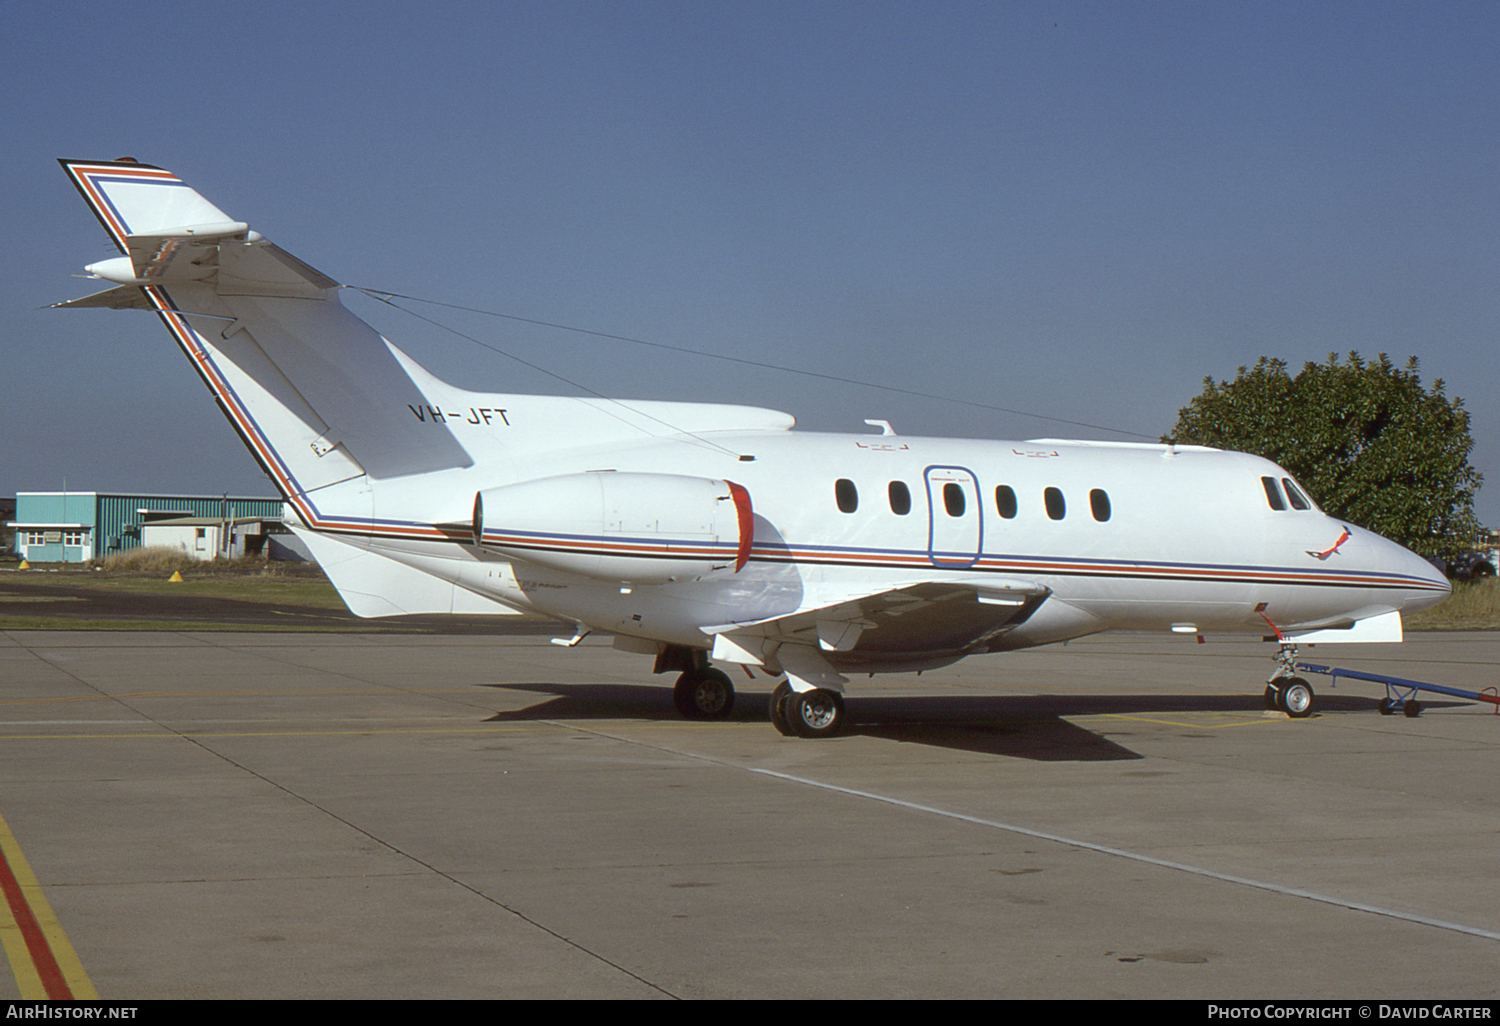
[{"x1": 473, "y1": 472, "x2": 753, "y2": 585}]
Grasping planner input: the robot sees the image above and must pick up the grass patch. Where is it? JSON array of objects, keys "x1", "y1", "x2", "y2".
[
  {"x1": 1406, "y1": 578, "x2": 1500, "y2": 630},
  {"x1": 0, "y1": 559, "x2": 350, "y2": 629},
  {"x1": 95, "y1": 545, "x2": 207, "y2": 574},
  {"x1": 72, "y1": 574, "x2": 347, "y2": 609},
  {"x1": 0, "y1": 616, "x2": 364, "y2": 632},
  {"x1": 0, "y1": 560, "x2": 545, "y2": 633}
]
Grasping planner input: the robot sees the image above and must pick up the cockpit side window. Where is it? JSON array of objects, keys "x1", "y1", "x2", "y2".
[
  {"x1": 1282, "y1": 478, "x2": 1312, "y2": 510},
  {"x1": 1261, "y1": 476, "x2": 1286, "y2": 511}
]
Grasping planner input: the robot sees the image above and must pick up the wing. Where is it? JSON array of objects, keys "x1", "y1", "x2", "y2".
[{"x1": 707, "y1": 578, "x2": 1050, "y2": 689}]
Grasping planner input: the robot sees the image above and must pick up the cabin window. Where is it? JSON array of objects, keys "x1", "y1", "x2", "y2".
[
  {"x1": 1044, "y1": 487, "x2": 1066, "y2": 521},
  {"x1": 994, "y1": 485, "x2": 1018, "y2": 519},
  {"x1": 943, "y1": 482, "x2": 966, "y2": 517},
  {"x1": 1089, "y1": 488, "x2": 1111, "y2": 522},
  {"x1": 835, "y1": 478, "x2": 858, "y2": 513},
  {"x1": 888, "y1": 481, "x2": 911, "y2": 515},
  {"x1": 1262, "y1": 476, "x2": 1286, "y2": 511},
  {"x1": 1282, "y1": 478, "x2": 1312, "y2": 510}
]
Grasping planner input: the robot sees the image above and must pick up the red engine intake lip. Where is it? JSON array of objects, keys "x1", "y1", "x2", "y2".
[{"x1": 727, "y1": 481, "x2": 753, "y2": 572}]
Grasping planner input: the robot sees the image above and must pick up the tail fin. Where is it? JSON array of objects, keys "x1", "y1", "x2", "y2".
[{"x1": 56, "y1": 159, "x2": 474, "y2": 518}]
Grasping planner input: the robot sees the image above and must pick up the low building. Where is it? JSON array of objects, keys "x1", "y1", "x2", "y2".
[
  {"x1": 10, "y1": 492, "x2": 285, "y2": 564},
  {"x1": 138, "y1": 516, "x2": 273, "y2": 562}
]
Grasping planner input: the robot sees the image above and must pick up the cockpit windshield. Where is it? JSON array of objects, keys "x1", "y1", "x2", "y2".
[
  {"x1": 1262, "y1": 477, "x2": 1286, "y2": 511},
  {"x1": 1262, "y1": 475, "x2": 1320, "y2": 513},
  {"x1": 1282, "y1": 477, "x2": 1314, "y2": 510}
]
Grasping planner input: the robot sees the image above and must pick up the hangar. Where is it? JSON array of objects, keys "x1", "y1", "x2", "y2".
[{"x1": 10, "y1": 491, "x2": 285, "y2": 563}]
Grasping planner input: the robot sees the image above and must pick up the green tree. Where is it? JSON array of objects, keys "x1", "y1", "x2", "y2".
[{"x1": 1167, "y1": 352, "x2": 1483, "y2": 561}]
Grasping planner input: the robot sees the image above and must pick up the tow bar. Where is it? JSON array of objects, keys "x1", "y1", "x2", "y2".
[{"x1": 1296, "y1": 662, "x2": 1500, "y2": 719}]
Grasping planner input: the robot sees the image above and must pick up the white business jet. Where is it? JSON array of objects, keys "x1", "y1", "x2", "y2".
[{"x1": 56, "y1": 158, "x2": 1451, "y2": 737}]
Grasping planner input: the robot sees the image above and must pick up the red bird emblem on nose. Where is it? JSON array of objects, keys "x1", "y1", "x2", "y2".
[{"x1": 1307, "y1": 527, "x2": 1351, "y2": 561}]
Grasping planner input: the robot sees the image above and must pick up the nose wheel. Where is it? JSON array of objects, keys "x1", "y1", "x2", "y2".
[
  {"x1": 1271, "y1": 676, "x2": 1315, "y2": 718},
  {"x1": 1267, "y1": 642, "x2": 1315, "y2": 718}
]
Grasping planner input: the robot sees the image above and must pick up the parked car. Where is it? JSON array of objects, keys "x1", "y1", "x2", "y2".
[{"x1": 1447, "y1": 551, "x2": 1497, "y2": 580}]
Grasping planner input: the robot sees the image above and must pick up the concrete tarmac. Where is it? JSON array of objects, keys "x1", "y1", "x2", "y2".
[{"x1": 1, "y1": 628, "x2": 1497, "y2": 1000}]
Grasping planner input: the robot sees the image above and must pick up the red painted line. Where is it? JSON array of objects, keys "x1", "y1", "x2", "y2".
[{"x1": 0, "y1": 835, "x2": 72, "y2": 999}]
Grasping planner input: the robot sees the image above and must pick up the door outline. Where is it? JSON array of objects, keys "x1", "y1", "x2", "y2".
[{"x1": 924, "y1": 465, "x2": 982, "y2": 568}]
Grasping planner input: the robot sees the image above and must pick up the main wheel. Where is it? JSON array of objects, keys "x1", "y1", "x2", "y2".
[
  {"x1": 1278, "y1": 677, "x2": 1315, "y2": 718},
  {"x1": 673, "y1": 668, "x2": 735, "y2": 720},
  {"x1": 1378, "y1": 698, "x2": 1396, "y2": 716},
  {"x1": 785, "y1": 688, "x2": 846, "y2": 739},
  {"x1": 1264, "y1": 684, "x2": 1279, "y2": 711},
  {"x1": 768, "y1": 680, "x2": 794, "y2": 736},
  {"x1": 1403, "y1": 699, "x2": 1422, "y2": 718}
]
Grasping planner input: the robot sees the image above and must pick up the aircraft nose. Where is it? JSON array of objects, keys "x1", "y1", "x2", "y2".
[{"x1": 1364, "y1": 527, "x2": 1451, "y2": 613}]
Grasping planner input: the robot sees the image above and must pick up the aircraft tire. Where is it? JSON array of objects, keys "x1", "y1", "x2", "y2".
[
  {"x1": 785, "y1": 688, "x2": 846, "y2": 739},
  {"x1": 1403, "y1": 699, "x2": 1422, "y2": 718},
  {"x1": 674, "y1": 668, "x2": 735, "y2": 720},
  {"x1": 1279, "y1": 677, "x2": 1315, "y2": 718},
  {"x1": 769, "y1": 680, "x2": 795, "y2": 736},
  {"x1": 1378, "y1": 698, "x2": 1396, "y2": 715},
  {"x1": 1263, "y1": 685, "x2": 1279, "y2": 711}
]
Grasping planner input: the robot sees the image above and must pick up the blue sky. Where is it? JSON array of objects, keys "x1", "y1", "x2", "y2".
[{"x1": 6, "y1": 1, "x2": 1498, "y2": 522}]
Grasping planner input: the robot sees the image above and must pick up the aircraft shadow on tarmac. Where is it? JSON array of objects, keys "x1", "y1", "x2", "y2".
[{"x1": 478, "y1": 684, "x2": 1425, "y2": 762}]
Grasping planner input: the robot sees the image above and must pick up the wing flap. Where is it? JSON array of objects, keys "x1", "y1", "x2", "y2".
[{"x1": 708, "y1": 577, "x2": 1050, "y2": 665}]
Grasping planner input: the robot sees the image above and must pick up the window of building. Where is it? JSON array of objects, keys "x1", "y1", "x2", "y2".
[
  {"x1": 835, "y1": 478, "x2": 858, "y2": 513},
  {"x1": 1044, "y1": 487, "x2": 1066, "y2": 521},
  {"x1": 1089, "y1": 489, "x2": 1111, "y2": 522},
  {"x1": 888, "y1": 481, "x2": 911, "y2": 515},
  {"x1": 994, "y1": 486, "x2": 1017, "y2": 519},
  {"x1": 62, "y1": 531, "x2": 85, "y2": 547}
]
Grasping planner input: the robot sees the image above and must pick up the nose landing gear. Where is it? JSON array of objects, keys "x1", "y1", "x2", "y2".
[{"x1": 1267, "y1": 642, "x2": 1316, "y2": 718}]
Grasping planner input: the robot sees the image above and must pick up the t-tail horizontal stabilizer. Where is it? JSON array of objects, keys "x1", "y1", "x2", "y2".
[{"x1": 57, "y1": 159, "x2": 475, "y2": 498}]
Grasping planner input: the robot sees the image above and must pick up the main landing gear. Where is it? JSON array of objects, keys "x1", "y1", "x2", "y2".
[
  {"x1": 673, "y1": 667, "x2": 736, "y2": 720},
  {"x1": 658, "y1": 647, "x2": 847, "y2": 738},
  {"x1": 768, "y1": 680, "x2": 847, "y2": 738},
  {"x1": 1265, "y1": 642, "x2": 1315, "y2": 718},
  {"x1": 673, "y1": 669, "x2": 846, "y2": 737},
  {"x1": 674, "y1": 670, "x2": 847, "y2": 737}
]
